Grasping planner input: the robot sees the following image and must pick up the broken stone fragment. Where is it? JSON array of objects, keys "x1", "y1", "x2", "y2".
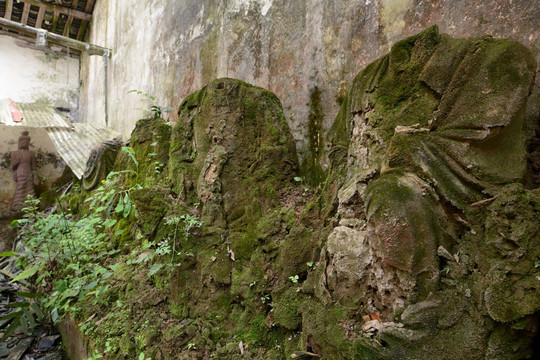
[{"x1": 436, "y1": 245, "x2": 454, "y2": 261}]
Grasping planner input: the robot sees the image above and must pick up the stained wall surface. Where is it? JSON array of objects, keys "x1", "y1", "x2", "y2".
[
  {"x1": 80, "y1": 0, "x2": 540, "y2": 158},
  {"x1": 0, "y1": 37, "x2": 79, "y2": 106}
]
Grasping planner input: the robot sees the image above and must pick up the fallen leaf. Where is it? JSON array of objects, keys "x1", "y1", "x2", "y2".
[{"x1": 84, "y1": 313, "x2": 96, "y2": 323}]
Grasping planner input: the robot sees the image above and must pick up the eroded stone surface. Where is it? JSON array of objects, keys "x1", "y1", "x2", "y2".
[
  {"x1": 63, "y1": 31, "x2": 539, "y2": 359},
  {"x1": 320, "y1": 26, "x2": 539, "y2": 359}
]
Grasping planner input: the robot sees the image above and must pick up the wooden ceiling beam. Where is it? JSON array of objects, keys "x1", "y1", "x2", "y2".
[
  {"x1": 0, "y1": 29, "x2": 81, "y2": 58},
  {"x1": 85, "y1": 0, "x2": 96, "y2": 13},
  {"x1": 0, "y1": 17, "x2": 110, "y2": 56},
  {"x1": 63, "y1": 15, "x2": 72, "y2": 37},
  {"x1": 76, "y1": 19, "x2": 87, "y2": 41},
  {"x1": 21, "y1": 3, "x2": 31, "y2": 25},
  {"x1": 35, "y1": 6, "x2": 45, "y2": 28},
  {"x1": 4, "y1": 0, "x2": 13, "y2": 20},
  {"x1": 51, "y1": 11, "x2": 59, "y2": 33},
  {"x1": 17, "y1": 0, "x2": 92, "y2": 21},
  {"x1": 63, "y1": 0, "x2": 77, "y2": 37}
]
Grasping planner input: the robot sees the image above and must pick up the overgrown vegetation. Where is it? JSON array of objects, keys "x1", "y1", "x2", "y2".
[
  {"x1": 128, "y1": 90, "x2": 173, "y2": 120},
  {"x1": 2, "y1": 145, "x2": 202, "y2": 358}
]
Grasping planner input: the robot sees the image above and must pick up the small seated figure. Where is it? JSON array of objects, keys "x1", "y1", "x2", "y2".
[{"x1": 10, "y1": 131, "x2": 39, "y2": 212}]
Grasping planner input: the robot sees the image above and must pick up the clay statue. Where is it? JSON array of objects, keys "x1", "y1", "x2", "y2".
[{"x1": 10, "y1": 131, "x2": 39, "y2": 212}]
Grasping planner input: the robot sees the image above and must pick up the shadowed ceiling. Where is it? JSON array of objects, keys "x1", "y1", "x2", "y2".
[{"x1": 0, "y1": 0, "x2": 96, "y2": 52}]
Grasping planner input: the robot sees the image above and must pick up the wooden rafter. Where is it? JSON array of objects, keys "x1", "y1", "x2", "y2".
[
  {"x1": 76, "y1": 19, "x2": 87, "y2": 41},
  {"x1": 85, "y1": 0, "x2": 96, "y2": 13},
  {"x1": 51, "y1": 10, "x2": 59, "y2": 33},
  {"x1": 1, "y1": 0, "x2": 95, "y2": 42},
  {"x1": 35, "y1": 6, "x2": 45, "y2": 28},
  {"x1": 21, "y1": 3, "x2": 30, "y2": 25},
  {"x1": 0, "y1": 17, "x2": 111, "y2": 56},
  {"x1": 0, "y1": 28, "x2": 80, "y2": 58},
  {"x1": 4, "y1": 0, "x2": 13, "y2": 20},
  {"x1": 63, "y1": 0, "x2": 78, "y2": 37},
  {"x1": 17, "y1": 0, "x2": 92, "y2": 21}
]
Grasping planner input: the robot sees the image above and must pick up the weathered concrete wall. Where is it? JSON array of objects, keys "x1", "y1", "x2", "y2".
[
  {"x1": 0, "y1": 36, "x2": 79, "y2": 107},
  {"x1": 80, "y1": 0, "x2": 540, "y2": 159}
]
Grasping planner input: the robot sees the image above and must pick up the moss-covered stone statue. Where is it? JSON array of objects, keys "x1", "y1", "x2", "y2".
[
  {"x1": 321, "y1": 25, "x2": 539, "y2": 359},
  {"x1": 10, "y1": 131, "x2": 39, "y2": 212}
]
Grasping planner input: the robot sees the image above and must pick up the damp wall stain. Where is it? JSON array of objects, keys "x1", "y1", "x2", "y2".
[{"x1": 80, "y1": 0, "x2": 540, "y2": 162}]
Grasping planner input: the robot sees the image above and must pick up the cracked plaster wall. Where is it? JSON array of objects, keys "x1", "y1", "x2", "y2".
[{"x1": 80, "y1": 0, "x2": 540, "y2": 159}]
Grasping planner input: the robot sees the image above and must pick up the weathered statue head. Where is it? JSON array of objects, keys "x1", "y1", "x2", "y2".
[{"x1": 18, "y1": 131, "x2": 31, "y2": 150}]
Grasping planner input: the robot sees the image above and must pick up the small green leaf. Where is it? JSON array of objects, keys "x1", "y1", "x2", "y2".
[
  {"x1": 24, "y1": 309, "x2": 36, "y2": 329},
  {"x1": 0, "y1": 311, "x2": 21, "y2": 321},
  {"x1": 103, "y1": 219, "x2": 118, "y2": 228},
  {"x1": 293, "y1": 176, "x2": 302, "y2": 182},
  {"x1": 7, "y1": 302, "x2": 30, "y2": 308},
  {"x1": 10, "y1": 266, "x2": 39, "y2": 283},
  {"x1": 123, "y1": 195, "x2": 132, "y2": 218},
  {"x1": 148, "y1": 263, "x2": 163, "y2": 277},
  {"x1": 51, "y1": 308, "x2": 59, "y2": 323},
  {"x1": 1, "y1": 316, "x2": 21, "y2": 340},
  {"x1": 115, "y1": 195, "x2": 124, "y2": 215},
  {"x1": 122, "y1": 146, "x2": 139, "y2": 167},
  {"x1": 15, "y1": 291, "x2": 38, "y2": 298},
  {"x1": 20, "y1": 312, "x2": 28, "y2": 333},
  {"x1": 30, "y1": 303, "x2": 44, "y2": 319},
  {"x1": 0, "y1": 251, "x2": 18, "y2": 257},
  {"x1": 85, "y1": 281, "x2": 99, "y2": 290}
]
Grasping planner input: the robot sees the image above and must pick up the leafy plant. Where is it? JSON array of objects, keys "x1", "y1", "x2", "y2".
[
  {"x1": 0, "y1": 290, "x2": 44, "y2": 340},
  {"x1": 85, "y1": 146, "x2": 141, "y2": 220},
  {"x1": 289, "y1": 275, "x2": 299, "y2": 284},
  {"x1": 86, "y1": 350, "x2": 103, "y2": 360},
  {"x1": 128, "y1": 90, "x2": 172, "y2": 120},
  {"x1": 261, "y1": 294, "x2": 271, "y2": 304},
  {"x1": 144, "y1": 214, "x2": 202, "y2": 278},
  {"x1": 8, "y1": 195, "x2": 118, "y2": 327},
  {"x1": 138, "y1": 352, "x2": 151, "y2": 360}
]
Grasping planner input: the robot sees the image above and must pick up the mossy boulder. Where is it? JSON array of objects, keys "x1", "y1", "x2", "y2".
[{"x1": 170, "y1": 78, "x2": 298, "y2": 228}]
